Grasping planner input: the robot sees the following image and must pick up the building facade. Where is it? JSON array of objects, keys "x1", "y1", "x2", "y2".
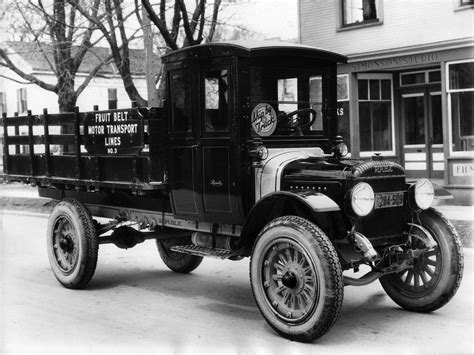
[{"x1": 298, "y1": 0, "x2": 474, "y2": 204}]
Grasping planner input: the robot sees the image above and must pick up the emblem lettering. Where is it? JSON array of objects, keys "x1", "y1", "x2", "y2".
[{"x1": 251, "y1": 103, "x2": 277, "y2": 137}]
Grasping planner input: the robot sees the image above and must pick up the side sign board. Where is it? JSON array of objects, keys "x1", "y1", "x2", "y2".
[{"x1": 83, "y1": 109, "x2": 144, "y2": 155}]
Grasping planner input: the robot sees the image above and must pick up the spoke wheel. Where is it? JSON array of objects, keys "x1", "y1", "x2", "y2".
[
  {"x1": 47, "y1": 198, "x2": 98, "y2": 289},
  {"x1": 380, "y1": 208, "x2": 463, "y2": 313},
  {"x1": 52, "y1": 216, "x2": 79, "y2": 274},
  {"x1": 394, "y1": 238, "x2": 442, "y2": 296},
  {"x1": 250, "y1": 216, "x2": 343, "y2": 342},
  {"x1": 261, "y1": 238, "x2": 320, "y2": 323}
]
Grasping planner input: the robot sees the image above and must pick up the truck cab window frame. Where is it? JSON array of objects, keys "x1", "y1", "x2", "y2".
[
  {"x1": 169, "y1": 69, "x2": 193, "y2": 135},
  {"x1": 203, "y1": 67, "x2": 231, "y2": 134}
]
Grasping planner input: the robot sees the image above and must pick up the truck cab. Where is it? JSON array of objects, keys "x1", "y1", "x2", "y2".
[{"x1": 163, "y1": 42, "x2": 344, "y2": 226}]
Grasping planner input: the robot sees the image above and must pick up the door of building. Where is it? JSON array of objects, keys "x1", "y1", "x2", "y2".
[{"x1": 401, "y1": 87, "x2": 443, "y2": 180}]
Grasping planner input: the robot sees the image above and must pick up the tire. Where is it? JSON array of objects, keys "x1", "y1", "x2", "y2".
[
  {"x1": 250, "y1": 216, "x2": 344, "y2": 342},
  {"x1": 380, "y1": 208, "x2": 464, "y2": 313},
  {"x1": 46, "y1": 198, "x2": 98, "y2": 289},
  {"x1": 156, "y1": 237, "x2": 203, "y2": 273}
]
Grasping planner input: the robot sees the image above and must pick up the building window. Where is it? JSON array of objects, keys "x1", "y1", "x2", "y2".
[
  {"x1": 108, "y1": 88, "x2": 117, "y2": 109},
  {"x1": 0, "y1": 92, "x2": 6, "y2": 115},
  {"x1": 358, "y1": 75, "x2": 393, "y2": 154},
  {"x1": 447, "y1": 60, "x2": 474, "y2": 153},
  {"x1": 336, "y1": 75, "x2": 351, "y2": 150},
  {"x1": 17, "y1": 88, "x2": 27, "y2": 114},
  {"x1": 400, "y1": 70, "x2": 441, "y2": 86},
  {"x1": 342, "y1": 0, "x2": 379, "y2": 27}
]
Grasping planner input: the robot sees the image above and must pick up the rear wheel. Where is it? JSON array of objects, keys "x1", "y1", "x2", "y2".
[
  {"x1": 380, "y1": 208, "x2": 463, "y2": 312},
  {"x1": 46, "y1": 198, "x2": 98, "y2": 289},
  {"x1": 156, "y1": 237, "x2": 203, "y2": 273},
  {"x1": 250, "y1": 216, "x2": 344, "y2": 342}
]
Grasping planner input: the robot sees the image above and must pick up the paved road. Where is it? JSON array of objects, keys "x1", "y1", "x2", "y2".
[{"x1": 1, "y1": 211, "x2": 473, "y2": 353}]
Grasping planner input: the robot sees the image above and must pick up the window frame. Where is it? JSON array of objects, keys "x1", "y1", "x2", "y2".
[
  {"x1": 169, "y1": 69, "x2": 194, "y2": 136},
  {"x1": 0, "y1": 92, "x2": 6, "y2": 115},
  {"x1": 446, "y1": 59, "x2": 474, "y2": 156},
  {"x1": 357, "y1": 73, "x2": 395, "y2": 157},
  {"x1": 17, "y1": 88, "x2": 27, "y2": 114},
  {"x1": 400, "y1": 69, "x2": 442, "y2": 87},
  {"x1": 202, "y1": 65, "x2": 232, "y2": 136},
  {"x1": 336, "y1": 74, "x2": 351, "y2": 154},
  {"x1": 338, "y1": 0, "x2": 383, "y2": 31},
  {"x1": 107, "y1": 88, "x2": 118, "y2": 110}
]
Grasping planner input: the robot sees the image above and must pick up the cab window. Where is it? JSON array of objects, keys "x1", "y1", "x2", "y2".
[
  {"x1": 170, "y1": 70, "x2": 192, "y2": 133},
  {"x1": 204, "y1": 69, "x2": 230, "y2": 132},
  {"x1": 250, "y1": 65, "x2": 325, "y2": 136}
]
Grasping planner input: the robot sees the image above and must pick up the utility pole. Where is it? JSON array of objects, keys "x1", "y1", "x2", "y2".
[{"x1": 142, "y1": 5, "x2": 159, "y2": 107}]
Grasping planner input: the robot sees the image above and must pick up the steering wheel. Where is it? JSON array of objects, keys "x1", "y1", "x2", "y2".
[{"x1": 277, "y1": 108, "x2": 317, "y2": 134}]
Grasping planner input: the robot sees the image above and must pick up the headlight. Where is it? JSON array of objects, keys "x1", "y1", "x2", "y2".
[
  {"x1": 413, "y1": 178, "x2": 434, "y2": 210},
  {"x1": 350, "y1": 182, "x2": 375, "y2": 217},
  {"x1": 335, "y1": 143, "x2": 348, "y2": 157}
]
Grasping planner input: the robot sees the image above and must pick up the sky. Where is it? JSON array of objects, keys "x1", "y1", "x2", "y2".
[{"x1": 222, "y1": 0, "x2": 299, "y2": 40}]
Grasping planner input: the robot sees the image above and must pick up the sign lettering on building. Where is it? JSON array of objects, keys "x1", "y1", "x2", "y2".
[
  {"x1": 453, "y1": 163, "x2": 474, "y2": 177},
  {"x1": 351, "y1": 53, "x2": 440, "y2": 71}
]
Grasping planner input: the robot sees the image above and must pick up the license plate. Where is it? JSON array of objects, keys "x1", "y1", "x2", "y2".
[{"x1": 374, "y1": 192, "x2": 404, "y2": 209}]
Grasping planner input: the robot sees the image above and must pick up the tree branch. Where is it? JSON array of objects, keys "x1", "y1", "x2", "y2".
[
  {"x1": 141, "y1": 0, "x2": 178, "y2": 50},
  {"x1": 207, "y1": 0, "x2": 222, "y2": 42},
  {"x1": 0, "y1": 48, "x2": 57, "y2": 92}
]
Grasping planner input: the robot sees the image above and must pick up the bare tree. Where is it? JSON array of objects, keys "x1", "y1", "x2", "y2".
[
  {"x1": 69, "y1": 0, "x2": 148, "y2": 106},
  {"x1": 141, "y1": 0, "x2": 223, "y2": 51},
  {"x1": 0, "y1": 0, "x2": 111, "y2": 112}
]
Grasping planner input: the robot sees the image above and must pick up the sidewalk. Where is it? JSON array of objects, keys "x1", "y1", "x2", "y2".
[{"x1": 1, "y1": 182, "x2": 472, "y2": 247}]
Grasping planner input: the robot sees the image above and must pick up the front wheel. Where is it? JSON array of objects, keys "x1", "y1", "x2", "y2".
[
  {"x1": 380, "y1": 208, "x2": 464, "y2": 312},
  {"x1": 250, "y1": 216, "x2": 344, "y2": 342}
]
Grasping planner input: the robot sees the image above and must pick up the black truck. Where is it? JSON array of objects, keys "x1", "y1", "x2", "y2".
[{"x1": 1, "y1": 42, "x2": 464, "y2": 342}]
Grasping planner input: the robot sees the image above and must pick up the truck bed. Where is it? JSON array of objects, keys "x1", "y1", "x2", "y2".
[{"x1": 1, "y1": 106, "x2": 166, "y2": 194}]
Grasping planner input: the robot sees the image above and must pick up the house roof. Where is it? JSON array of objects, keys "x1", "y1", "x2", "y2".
[{"x1": 4, "y1": 41, "x2": 160, "y2": 76}]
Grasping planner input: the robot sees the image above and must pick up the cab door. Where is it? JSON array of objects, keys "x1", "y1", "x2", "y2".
[
  {"x1": 168, "y1": 65, "x2": 202, "y2": 217},
  {"x1": 199, "y1": 58, "x2": 242, "y2": 225}
]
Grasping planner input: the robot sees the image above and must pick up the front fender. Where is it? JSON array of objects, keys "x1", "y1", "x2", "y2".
[{"x1": 237, "y1": 191, "x2": 342, "y2": 256}]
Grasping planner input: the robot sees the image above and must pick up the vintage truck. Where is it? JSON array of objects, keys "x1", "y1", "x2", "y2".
[{"x1": 1, "y1": 42, "x2": 464, "y2": 342}]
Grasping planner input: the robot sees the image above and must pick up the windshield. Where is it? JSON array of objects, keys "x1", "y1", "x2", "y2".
[{"x1": 250, "y1": 65, "x2": 326, "y2": 138}]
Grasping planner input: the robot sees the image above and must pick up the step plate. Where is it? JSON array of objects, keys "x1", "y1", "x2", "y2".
[{"x1": 170, "y1": 245, "x2": 233, "y2": 259}]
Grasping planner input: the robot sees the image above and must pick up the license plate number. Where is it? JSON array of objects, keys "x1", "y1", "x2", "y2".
[{"x1": 374, "y1": 192, "x2": 404, "y2": 209}]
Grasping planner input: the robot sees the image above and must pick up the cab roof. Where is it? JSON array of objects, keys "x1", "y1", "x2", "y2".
[{"x1": 162, "y1": 41, "x2": 347, "y2": 64}]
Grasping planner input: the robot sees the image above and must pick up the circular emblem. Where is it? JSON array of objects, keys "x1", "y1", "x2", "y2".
[{"x1": 251, "y1": 103, "x2": 277, "y2": 137}]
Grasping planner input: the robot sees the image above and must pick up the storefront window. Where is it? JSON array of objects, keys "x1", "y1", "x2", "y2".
[
  {"x1": 358, "y1": 76, "x2": 393, "y2": 154},
  {"x1": 448, "y1": 60, "x2": 474, "y2": 153}
]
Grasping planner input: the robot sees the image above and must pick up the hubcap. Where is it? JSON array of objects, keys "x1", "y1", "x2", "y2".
[
  {"x1": 52, "y1": 217, "x2": 79, "y2": 273},
  {"x1": 260, "y1": 238, "x2": 320, "y2": 323}
]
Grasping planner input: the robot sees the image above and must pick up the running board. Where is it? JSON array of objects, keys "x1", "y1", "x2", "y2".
[{"x1": 170, "y1": 245, "x2": 233, "y2": 259}]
